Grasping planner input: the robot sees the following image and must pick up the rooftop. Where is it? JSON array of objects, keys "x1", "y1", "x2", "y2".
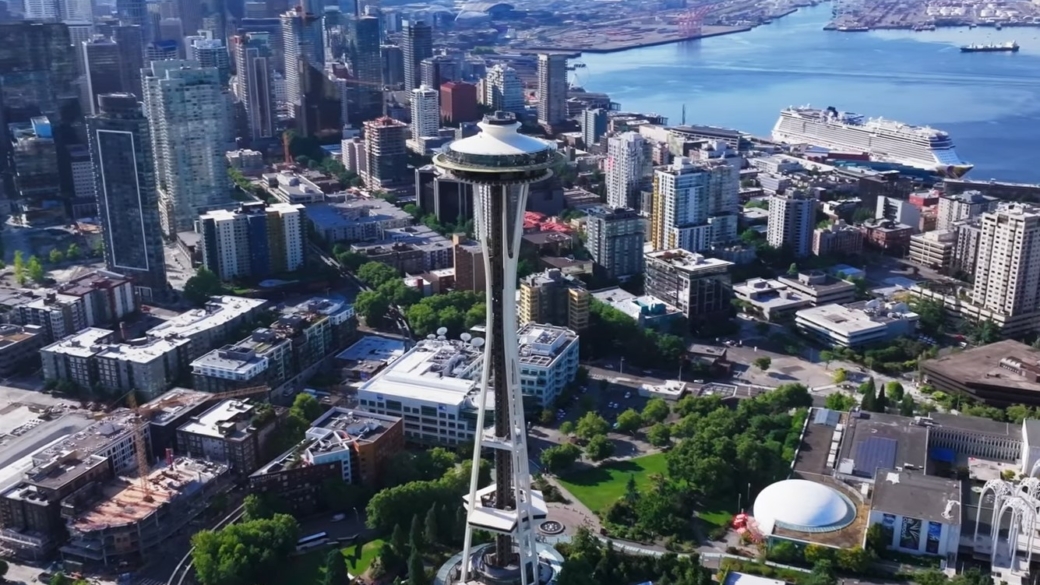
[
  {"x1": 796, "y1": 301, "x2": 919, "y2": 335},
  {"x1": 146, "y1": 297, "x2": 266, "y2": 340},
  {"x1": 178, "y1": 399, "x2": 264, "y2": 440},
  {"x1": 68, "y1": 458, "x2": 228, "y2": 532},
  {"x1": 836, "y1": 411, "x2": 929, "y2": 480},
  {"x1": 305, "y1": 197, "x2": 410, "y2": 231},
  {"x1": 518, "y1": 323, "x2": 578, "y2": 368},
  {"x1": 590, "y1": 287, "x2": 681, "y2": 323},
  {"x1": 94, "y1": 334, "x2": 191, "y2": 364},
  {"x1": 254, "y1": 408, "x2": 401, "y2": 475},
  {"x1": 22, "y1": 410, "x2": 141, "y2": 489},
  {"x1": 357, "y1": 338, "x2": 485, "y2": 409},
  {"x1": 336, "y1": 336, "x2": 407, "y2": 365},
  {"x1": 142, "y1": 388, "x2": 214, "y2": 427},
  {"x1": 922, "y1": 339, "x2": 1040, "y2": 396},
  {"x1": 645, "y1": 249, "x2": 733, "y2": 274},
  {"x1": 41, "y1": 328, "x2": 115, "y2": 358},
  {"x1": 733, "y1": 278, "x2": 813, "y2": 310},
  {"x1": 523, "y1": 268, "x2": 586, "y2": 290},
  {"x1": 778, "y1": 271, "x2": 856, "y2": 295},
  {"x1": 56, "y1": 269, "x2": 131, "y2": 297},
  {"x1": 0, "y1": 324, "x2": 40, "y2": 347},
  {"x1": 870, "y1": 468, "x2": 961, "y2": 525}
]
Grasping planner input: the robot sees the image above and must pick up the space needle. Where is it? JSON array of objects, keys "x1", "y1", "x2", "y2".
[{"x1": 432, "y1": 112, "x2": 562, "y2": 585}]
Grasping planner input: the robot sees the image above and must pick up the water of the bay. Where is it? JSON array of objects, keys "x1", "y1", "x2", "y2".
[{"x1": 576, "y1": 3, "x2": 1040, "y2": 183}]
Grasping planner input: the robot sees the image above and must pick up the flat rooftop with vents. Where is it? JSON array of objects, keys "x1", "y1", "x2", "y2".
[
  {"x1": 835, "y1": 411, "x2": 929, "y2": 482},
  {"x1": 921, "y1": 339, "x2": 1040, "y2": 407},
  {"x1": 517, "y1": 323, "x2": 577, "y2": 368}
]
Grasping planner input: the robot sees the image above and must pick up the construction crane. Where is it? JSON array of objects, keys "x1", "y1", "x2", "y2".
[{"x1": 123, "y1": 386, "x2": 272, "y2": 500}]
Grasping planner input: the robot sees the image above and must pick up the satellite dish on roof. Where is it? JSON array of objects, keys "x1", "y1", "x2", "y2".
[
  {"x1": 461, "y1": 333, "x2": 472, "y2": 342},
  {"x1": 437, "y1": 327, "x2": 448, "y2": 336},
  {"x1": 472, "y1": 338, "x2": 485, "y2": 348}
]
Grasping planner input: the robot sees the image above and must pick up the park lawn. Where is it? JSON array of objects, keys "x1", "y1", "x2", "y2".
[
  {"x1": 344, "y1": 538, "x2": 385, "y2": 576},
  {"x1": 557, "y1": 453, "x2": 668, "y2": 512}
]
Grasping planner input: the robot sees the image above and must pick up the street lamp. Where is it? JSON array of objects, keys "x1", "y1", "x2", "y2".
[{"x1": 620, "y1": 356, "x2": 625, "y2": 375}]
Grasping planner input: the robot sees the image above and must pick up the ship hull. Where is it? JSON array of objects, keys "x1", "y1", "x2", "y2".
[{"x1": 960, "y1": 46, "x2": 1019, "y2": 52}]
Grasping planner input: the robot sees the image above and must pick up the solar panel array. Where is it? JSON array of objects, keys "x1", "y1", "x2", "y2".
[{"x1": 853, "y1": 436, "x2": 897, "y2": 478}]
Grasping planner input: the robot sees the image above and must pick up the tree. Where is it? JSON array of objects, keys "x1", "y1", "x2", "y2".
[
  {"x1": 915, "y1": 569, "x2": 950, "y2": 585},
  {"x1": 559, "y1": 420, "x2": 574, "y2": 435},
  {"x1": 12, "y1": 250, "x2": 24, "y2": 285},
  {"x1": 409, "y1": 513, "x2": 424, "y2": 552},
  {"x1": 803, "y1": 544, "x2": 834, "y2": 565},
  {"x1": 754, "y1": 356, "x2": 772, "y2": 371},
  {"x1": 824, "y1": 393, "x2": 856, "y2": 411},
  {"x1": 407, "y1": 548, "x2": 425, "y2": 585},
  {"x1": 860, "y1": 382, "x2": 878, "y2": 411},
  {"x1": 355, "y1": 290, "x2": 391, "y2": 325},
  {"x1": 768, "y1": 540, "x2": 800, "y2": 563},
  {"x1": 50, "y1": 574, "x2": 70, "y2": 585},
  {"x1": 642, "y1": 398, "x2": 670, "y2": 424},
  {"x1": 183, "y1": 267, "x2": 225, "y2": 306},
  {"x1": 424, "y1": 505, "x2": 439, "y2": 545},
  {"x1": 539, "y1": 443, "x2": 581, "y2": 473},
  {"x1": 912, "y1": 297, "x2": 946, "y2": 336},
  {"x1": 291, "y1": 392, "x2": 323, "y2": 421},
  {"x1": 899, "y1": 394, "x2": 916, "y2": 416},
  {"x1": 875, "y1": 379, "x2": 887, "y2": 411},
  {"x1": 575, "y1": 412, "x2": 609, "y2": 439},
  {"x1": 647, "y1": 423, "x2": 671, "y2": 447},
  {"x1": 865, "y1": 523, "x2": 887, "y2": 554},
  {"x1": 242, "y1": 493, "x2": 273, "y2": 520},
  {"x1": 66, "y1": 243, "x2": 81, "y2": 260},
  {"x1": 391, "y1": 523, "x2": 408, "y2": 556},
  {"x1": 832, "y1": 368, "x2": 847, "y2": 384},
  {"x1": 27, "y1": 256, "x2": 44, "y2": 283},
  {"x1": 0, "y1": 560, "x2": 8, "y2": 582},
  {"x1": 322, "y1": 549, "x2": 350, "y2": 585},
  {"x1": 615, "y1": 408, "x2": 643, "y2": 434},
  {"x1": 192, "y1": 514, "x2": 299, "y2": 585},
  {"x1": 886, "y1": 381, "x2": 905, "y2": 401},
  {"x1": 787, "y1": 263, "x2": 799, "y2": 276},
  {"x1": 358, "y1": 262, "x2": 400, "y2": 289},
  {"x1": 585, "y1": 434, "x2": 615, "y2": 461},
  {"x1": 49, "y1": 248, "x2": 64, "y2": 264},
  {"x1": 835, "y1": 546, "x2": 871, "y2": 573}
]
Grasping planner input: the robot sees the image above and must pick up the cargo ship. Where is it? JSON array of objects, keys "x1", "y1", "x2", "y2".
[
  {"x1": 772, "y1": 106, "x2": 973, "y2": 177},
  {"x1": 961, "y1": 41, "x2": 1019, "y2": 52}
]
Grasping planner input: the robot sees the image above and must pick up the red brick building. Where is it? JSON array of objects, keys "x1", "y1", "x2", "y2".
[
  {"x1": 859, "y1": 219, "x2": 913, "y2": 254},
  {"x1": 440, "y1": 81, "x2": 478, "y2": 124}
]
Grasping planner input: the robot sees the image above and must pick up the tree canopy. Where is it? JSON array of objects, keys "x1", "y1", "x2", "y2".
[
  {"x1": 192, "y1": 514, "x2": 300, "y2": 585},
  {"x1": 183, "y1": 267, "x2": 226, "y2": 306}
]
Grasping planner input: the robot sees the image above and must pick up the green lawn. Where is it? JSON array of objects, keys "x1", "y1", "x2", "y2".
[
  {"x1": 344, "y1": 538, "x2": 384, "y2": 576},
  {"x1": 557, "y1": 453, "x2": 668, "y2": 512},
  {"x1": 275, "y1": 538, "x2": 386, "y2": 585}
]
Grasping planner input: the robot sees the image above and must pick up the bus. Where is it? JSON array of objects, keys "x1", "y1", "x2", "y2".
[{"x1": 296, "y1": 532, "x2": 329, "y2": 552}]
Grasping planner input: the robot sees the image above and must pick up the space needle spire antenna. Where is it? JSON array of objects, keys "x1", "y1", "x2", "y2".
[{"x1": 433, "y1": 112, "x2": 561, "y2": 585}]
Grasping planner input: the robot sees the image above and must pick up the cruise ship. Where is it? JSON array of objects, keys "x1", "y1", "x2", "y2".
[{"x1": 771, "y1": 106, "x2": 973, "y2": 177}]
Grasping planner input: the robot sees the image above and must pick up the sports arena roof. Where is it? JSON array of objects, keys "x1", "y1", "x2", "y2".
[
  {"x1": 752, "y1": 479, "x2": 856, "y2": 534},
  {"x1": 459, "y1": 1, "x2": 513, "y2": 13}
]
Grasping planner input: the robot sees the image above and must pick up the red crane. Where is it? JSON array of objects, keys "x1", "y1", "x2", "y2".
[{"x1": 678, "y1": 6, "x2": 712, "y2": 38}]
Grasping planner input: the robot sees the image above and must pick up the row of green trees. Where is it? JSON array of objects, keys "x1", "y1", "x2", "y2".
[
  {"x1": 192, "y1": 514, "x2": 300, "y2": 585},
  {"x1": 557, "y1": 527, "x2": 713, "y2": 585},
  {"x1": 582, "y1": 300, "x2": 689, "y2": 370}
]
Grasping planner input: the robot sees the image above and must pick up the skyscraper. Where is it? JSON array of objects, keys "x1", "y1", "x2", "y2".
[
  {"x1": 401, "y1": 20, "x2": 431, "y2": 92},
  {"x1": 420, "y1": 54, "x2": 457, "y2": 89},
  {"x1": 112, "y1": 25, "x2": 145, "y2": 97},
  {"x1": 586, "y1": 206, "x2": 644, "y2": 280},
  {"x1": 232, "y1": 32, "x2": 276, "y2": 141},
  {"x1": 9, "y1": 117, "x2": 62, "y2": 225},
  {"x1": 381, "y1": 43, "x2": 403, "y2": 88},
  {"x1": 281, "y1": 6, "x2": 322, "y2": 107},
  {"x1": 766, "y1": 191, "x2": 816, "y2": 258},
  {"x1": 143, "y1": 60, "x2": 231, "y2": 236},
  {"x1": 605, "y1": 131, "x2": 646, "y2": 210},
  {"x1": 346, "y1": 15, "x2": 383, "y2": 124},
  {"x1": 432, "y1": 111, "x2": 559, "y2": 585},
  {"x1": 83, "y1": 37, "x2": 124, "y2": 115},
  {"x1": 649, "y1": 157, "x2": 739, "y2": 252},
  {"x1": 410, "y1": 84, "x2": 438, "y2": 141},
  {"x1": 972, "y1": 204, "x2": 1040, "y2": 318},
  {"x1": 86, "y1": 93, "x2": 168, "y2": 301},
  {"x1": 536, "y1": 53, "x2": 567, "y2": 126},
  {"x1": 362, "y1": 116, "x2": 407, "y2": 189},
  {"x1": 580, "y1": 108, "x2": 607, "y2": 148},
  {"x1": 187, "y1": 37, "x2": 230, "y2": 86},
  {"x1": 481, "y1": 64, "x2": 523, "y2": 114},
  {"x1": 115, "y1": 0, "x2": 149, "y2": 38}
]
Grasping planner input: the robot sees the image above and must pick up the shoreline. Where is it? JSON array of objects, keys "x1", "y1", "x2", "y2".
[{"x1": 518, "y1": 25, "x2": 755, "y2": 54}]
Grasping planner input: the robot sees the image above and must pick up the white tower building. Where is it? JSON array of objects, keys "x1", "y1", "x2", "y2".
[
  {"x1": 606, "y1": 131, "x2": 646, "y2": 210},
  {"x1": 483, "y1": 64, "x2": 524, "y2": 115},
  {"x1": 972, "y1": 204, "x2": 1040, "y2": 317},
  {"x1": 411, "y1": 84, "x2": 439, "y2": 139},
  {"x1": 766, "y1": 191, "x2": 817, "y2": 258},
  {"x1": 649, "y1": 157, "x2": 739, "y2": 252},
  {"x1": 432, "y1": 112, "x2": 559, "y2": 585}
]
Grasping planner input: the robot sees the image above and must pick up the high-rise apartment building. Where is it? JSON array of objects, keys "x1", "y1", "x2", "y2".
[
  {"x1": 362, "y1": 116, "x2": 407, "y2": 189},
  {"x1": 518, "y1": 269, "x2": 589, "y2": 332},
  {"x1": 650, "y1": 157, "x2": 739, "y2": 253},
  {"x1": 143, "y1": 60, "x2": 231, "y2": 236},
  {"x1": 972, "y1": 204, "x2": 1040, "y2": 318},
  {"x1": 199, "y1": 202, "x2": 307, "y2": 281},
  {"x1": 812, "y1": 221, "x2": 863, "y2": 257},
  {"x1": 420, "y1": 54, "x2": 458, "y2": 89},
  {"x1": 581, "y1": 108, "x2": 607, "y2": 148},
  {"x1": 111, "y1": 25, "x2": 145, "y2": 97},
  {"x1": 232, "y1": 32, "x2": 276, "y2": 141},
  {"x1": 481, "y1": 63, "x2": 523, "y2": 114},
  {"x1": 281, "y1": 7, "x2": 322, "y2": 106},
  {"x1": 645, "y1": 249, "x2": 733, "y2": 323},
  {"x1": 536, "y1": 53, "x2": 567, "y2": 126},
  {"x1": 187, "y1": 38, "x2": 230, "y2": 85},
  {"x1": 401, "y1": 20, "x2": 432, "y2": 92},
  {"x1": 937, "y1": 190, "x2": 999, "y2": 231},
  {"x1": 767, "y1": 191, "x2": 816, "y2": 258},
  {"x1": 410, "y1": 84, "x2": 438, "y2": 140},
  {"x1": 83, "y1": 38, "x2": 124, "y2": 116},
  {"x1": 381, "y1": 44, "x2": 404, "y2": 88},
  {"x1": 586, "y1": 206, "x2": 644, "y2": 280},
  {"x1": 9, "y1": 117, "x2": 62, "y2": 225},
  {"x1": 606, "y1": 132, "x2": 646, "y2": 210},
  {"x1": 86, "y1": 93, "x2": 169, "y2": 301}
]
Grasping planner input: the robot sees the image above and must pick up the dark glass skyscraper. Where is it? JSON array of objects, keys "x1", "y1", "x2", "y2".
[
  {"x1": 83, "y1": 37, "x2": 124, "y2": 115},
  {"x1": 86, "y1": 93, "x2": 168, "y2": 301},
  {"x1": 347, "y1": 15, "x2": 382, "y2": 125},
  {"x1": 401, "y1": 20, "x2": 431, "y2": 92}
]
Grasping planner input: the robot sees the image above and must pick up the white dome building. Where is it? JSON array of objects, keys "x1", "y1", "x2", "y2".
[{"x1": 752, "y1": 479, "x2": 856, "y2": 534}]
